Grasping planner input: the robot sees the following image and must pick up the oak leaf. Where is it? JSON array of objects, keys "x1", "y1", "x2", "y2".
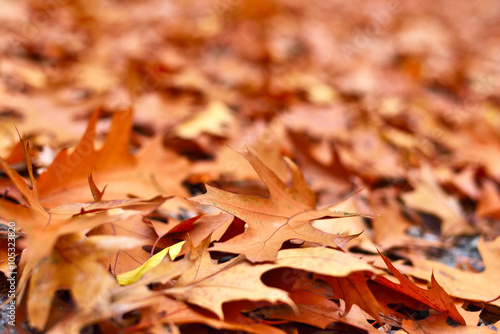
[
  {"x1": 191, "y1": 149, "x2": 362, "y2": 262},
  {"x1": 27, "y1": 234, "x2": 144, "y2": 329},
  {"x1": 146, "y1": 213, "x2": 235, "y2": 252},
  {"x1": 0, "y1": 142, "x2": 138, "y2": 295},
  {"x1": 376, "y1": 252, "x2": 466, "y2": 325},
  {"x1": 0, "y1": 139, "x2": 169, "y2": 329},
  {"x1": 90, "y1": 214, "x2": 164, "y2": 276},
  {"x1": 318, "y1": 272, "x2": 387, "y2": 324},
  {"x1": 155, "y1": 297, "x2": 285, "y2": 334},
  {"x1": 36, "y1": 109, "x2": 190, "y2": 207},
  {"x1": 404, "y1": 237, "x2": 500, "y2": 308},
  {"x1": 175, "y1": 235, "x2": 244, "y2": 287},
  {"x1": 403, "y1": 313, "x2": 496, "y2": 334},
  {"x1": 170, "y1": 245, "x2": 380, "y2": 320},
  {"x1": 262, "y1": 303, "x2": 381, "y2": 333},
  {"x1": 166, "y1": 260, "x2": 295, "y2": 320}
]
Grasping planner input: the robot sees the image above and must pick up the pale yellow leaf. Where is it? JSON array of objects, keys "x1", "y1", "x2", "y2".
[{"x1": 117, "y1": 241, "x2": 185, "y2": 285}]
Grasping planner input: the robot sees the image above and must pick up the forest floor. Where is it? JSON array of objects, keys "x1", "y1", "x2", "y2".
[{"x1": 1, "y1": 0, "x2": 500, "y2": 333}]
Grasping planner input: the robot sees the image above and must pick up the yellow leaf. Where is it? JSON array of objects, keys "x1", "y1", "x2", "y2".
[{"x1": 117, "y1": 241, "x2": 186, "y2": 285}]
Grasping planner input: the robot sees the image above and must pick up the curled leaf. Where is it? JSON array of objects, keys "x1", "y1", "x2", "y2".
[{"x1": 117, "y1": 241, "x2": 186, "y2": 285}]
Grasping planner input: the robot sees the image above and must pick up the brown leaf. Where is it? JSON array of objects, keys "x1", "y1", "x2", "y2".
[
  {"x1": 27, "y1": 234, "x2": 143, "y2": 329},
  {"x1": 176, "y1": 235, "x2": 244, "y2": 287},
  {"x1": 319, "y1": 273, "x2": 386, "y2": 324},
  {"x1": 376, "y1": 252, "x2": 466, "y2": 325},
  {"x1": 191, "y1": 149, "x2": 363, "y2": 262},
  {"x1": 49, "y1": 195, "x2": 169, "y2": 216},
  {"x1": 403, "y1": 313, "x2": 496, "y2": 333},
  {"x1": 158, "y1": 297, "x2": 285, "y2": 334},
  {"x1": 36, "y1": 109, "x2": 190, "y2": 207},
  {"x1": 166, "y1": 260, "x2": 295, "y2": 319},
  {"x1": 1, "y1": 141, "x2": 130, "y2": 293},
  {"x1": 404, "y1": 237, "x2": 500, "y2": 308}
]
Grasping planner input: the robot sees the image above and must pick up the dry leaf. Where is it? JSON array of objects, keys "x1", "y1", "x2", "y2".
[{"x1": 191, "y1": 149, "x2": 363, "y2": 262}]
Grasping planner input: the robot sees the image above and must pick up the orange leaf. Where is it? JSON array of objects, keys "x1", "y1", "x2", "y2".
[
  {"x1": 36, "y1": 109, "x2": 190, "y2": 207},
  {"x1": 403, "y1": 313, "x2": 495, "y2": 333},
  {"x1": 376, "y1": 251, "x2": 466, "y2": 325},
  {"x1": 191, "y1": 149, "x2": 364, "y2": 262}
]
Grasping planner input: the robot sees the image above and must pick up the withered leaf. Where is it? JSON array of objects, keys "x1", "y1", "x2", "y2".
[
  {"x1": 191, "y1": 149, "x2": 363, "y2": 262},
  {"x1": 376, "y1": 252, "x2": 466, "y2": 325}
]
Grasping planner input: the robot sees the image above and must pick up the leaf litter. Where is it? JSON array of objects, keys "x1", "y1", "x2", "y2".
[{"x1": 1, "y1": 0, "x2": 500, "y2": 333}]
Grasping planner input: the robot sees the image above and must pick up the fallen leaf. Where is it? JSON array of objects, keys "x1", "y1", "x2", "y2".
[
  {"x1": 404, "y1": 237, "x2": 500, "y2": 308},
  {"x1": 402, "y1": 165, "x2": 473, "y2": 236},
  {"x1": 319, "y1": 272, "x2": 388, "y2": 323},
  {"x1": 176, "y1": 235, "x2": 244, "y2": 287},
  {"x1": 117, "y1": 240, "x2": 186, "y2": 285},
  {"x1": 191, "y1": 149, "x2": 362, "y2": 262},
  {"x1": 27, "y1": 234, "x2": 144, "y2": 329},
  {"x1": 403, "y1": 313, "x2": 496, "y2": 333},
  {"x1": 376, "y1": 252, "x2": 466, "y2": 325},
  {"x1": 36, "y1": 109, "x2": 190, "y2": 207},
  {"x1": 158, "y1": 297, "x2": 285, "y2": 334},
  {"x1": 166, "y1": 260, "x2": 295, "y2": 319}
]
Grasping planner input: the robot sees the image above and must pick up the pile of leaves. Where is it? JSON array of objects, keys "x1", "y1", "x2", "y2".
[{"x1": 1, "y1": 0, "x2": 500, "y2": 333}]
